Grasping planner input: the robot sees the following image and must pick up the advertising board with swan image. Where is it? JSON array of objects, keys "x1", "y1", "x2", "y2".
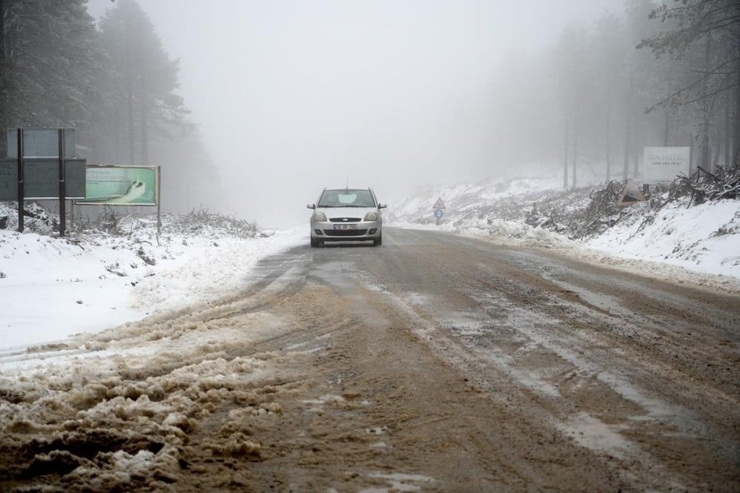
[{"x1": 82, "y1": 165, "x2": 159, "y2": 205}]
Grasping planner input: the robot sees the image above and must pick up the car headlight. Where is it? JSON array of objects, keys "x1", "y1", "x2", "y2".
[
  {"x1": 363, "y1": 212, "x2": 378, "y2": 221},
  {"x1": 313, "y1": 212, "x2": 327, "y2": 222}
]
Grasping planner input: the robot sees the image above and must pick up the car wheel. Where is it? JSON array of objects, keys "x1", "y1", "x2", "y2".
[
  {"x1": 310, "y1": 237, "x2": 320, "y2": 248},
  {"x1": 374, "y1": 233, "x2": 382, "y2": 246}
]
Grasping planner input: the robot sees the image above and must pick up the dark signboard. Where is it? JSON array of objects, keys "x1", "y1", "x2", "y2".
[
  {"x1": 0, "y1": 159, "x2": 86, "y2": 200},
  {"x1": 6, "y1": 129, "x2": 75, "y2": 159}
]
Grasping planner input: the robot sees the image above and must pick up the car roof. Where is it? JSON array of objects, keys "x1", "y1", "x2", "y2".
[{"x1": 323, "y1": 188, "x2": 371, "y2": 192}]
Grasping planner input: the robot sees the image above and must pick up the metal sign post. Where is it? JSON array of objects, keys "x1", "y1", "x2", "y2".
[
  {"x1": 3, "y1": 128, "x2": 82, "y2": 234},
  {"x1": 58, "y1": 129, "x2": 66, "y2": 237},
  {"x1": 434, "y1": 208, "x2": 444, "y2": 225},
  {"x1": 157, "y1": 166, "x2": 162, "y2": 236},
  {"x1": 16, "y1": 128, "x2": 24, "y2": 233}
]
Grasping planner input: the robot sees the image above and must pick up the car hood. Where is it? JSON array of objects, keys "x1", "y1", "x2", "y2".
[{"x1": 316, "y1": 207, "x2": 379, "y2": 220}]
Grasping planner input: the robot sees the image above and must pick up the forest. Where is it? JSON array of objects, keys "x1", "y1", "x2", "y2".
[
  {"x1": 493, "y1": 0, "x2": 740, "y2": 187},
  {"x1": 0, "y1": 0, "x2": 220, "y2": 213},
  {"x1": 0, "y1": 0, "x2": 738, "y2": 211}
]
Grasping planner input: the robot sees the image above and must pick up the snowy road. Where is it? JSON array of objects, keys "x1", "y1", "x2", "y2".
[{"x1": 1, "y1": 228, "x2": 739, "y2": 491}]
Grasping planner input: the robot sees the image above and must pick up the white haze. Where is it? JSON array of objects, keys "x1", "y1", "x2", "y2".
[{"x1": 87, "y1": 0, "x2": 625, "y2": 228}]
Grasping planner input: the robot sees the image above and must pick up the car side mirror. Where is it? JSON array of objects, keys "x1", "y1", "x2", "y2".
[
  {"x1": 307, "y1": 204, "x2": 316, "y2": 210},
  {"x1": 378, "y1": 203, "x2": 387, "y2": 209}
]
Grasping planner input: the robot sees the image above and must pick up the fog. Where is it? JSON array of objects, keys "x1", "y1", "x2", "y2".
[{"x1": 88, "y1": 0, "x2": 625, "y2": 228}]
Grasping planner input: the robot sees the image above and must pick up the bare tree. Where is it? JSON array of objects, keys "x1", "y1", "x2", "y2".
[{"x1": 639, "y1": 0, "x2": 740, "y2": 167}]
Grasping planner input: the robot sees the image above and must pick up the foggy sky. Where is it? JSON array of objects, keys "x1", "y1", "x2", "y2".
[{"x1": 88, "y1": 0, "x2": 625, "y2": 227}]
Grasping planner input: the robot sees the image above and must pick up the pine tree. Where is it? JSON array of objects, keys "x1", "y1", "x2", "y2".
[
  {"x1": 97, "y1": 0, "x2": 187, "y2": 165},
  {"x1": 0, "y1": 0, "x2": 100, "y2": 153}
]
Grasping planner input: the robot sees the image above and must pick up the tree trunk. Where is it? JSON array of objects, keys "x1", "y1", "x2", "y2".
[
  {"x1": 572, "y1": 107, "x2": 578, "y2": 189},
  {"x1": 125, "y1": 17, "x2": 136, "y2": 165},
  {"x1": 114, "y1": 105, "x2": 121, "y2": 163},
  {"x1": 712, "y1": 123, "x2": 721, "y2": 170},
  {"x1": 141, "y1": 89, "x2": 148, "y2": 165},
  {"x1": 604, "y1": 92, "x2": 612, "y2": 183},
  {"x1": 725, "y1": 94, "x2": 731, "y2": 167},
  {"x1": 563, "y1": 112, "x2": 568, "y2": 189},
  {"x1": 623, "y1": 114, "x2": 632, "y2": 180},
  {"x1": 0, "y1": 0, "x2": 5, "y2": 151},
  {"x1": 0, "y1": 0, "x2": 6, "y2": 126},
  {"x1": 0, "y1": 0, "x2": 5, "y2": 65},
  {"x1": 127, "y1": 81, "x2": 135, "y2": 164},
  {"x1": 623, "y1": 73, "x2": 633, "y2": 180},
  {"x1": 633, "y1": 119, "x2": 640, "y2": 179},
  {"x1": 606, "y1": 112, "x2": 611, "y2": 183},
  {"x1": 735, "y1": 44, "x2": 740, "y2": 168},
  {"x1": 700, "y1": 36, "x2": 712, "y2": 170},
  {"x1": 663, "y1": 111, "x2": 670, "y2": 146}
]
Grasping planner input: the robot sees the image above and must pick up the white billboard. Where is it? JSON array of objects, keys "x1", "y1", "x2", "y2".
[
  {"x1": 81, "y1": 165, "x2": 159, "y2": 206},
  {"x1": 643, "y1": 147, "x2": 691, "y2": 184}
]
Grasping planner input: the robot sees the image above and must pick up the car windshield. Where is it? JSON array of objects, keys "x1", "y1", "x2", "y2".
[{"x1": 318, "y1": 189, "x2": 376, "y2": 208}]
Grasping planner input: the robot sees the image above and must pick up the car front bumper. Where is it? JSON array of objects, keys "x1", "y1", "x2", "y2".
[{"x1": 310, "y1": 220, "x2": 382, "y2": 242}]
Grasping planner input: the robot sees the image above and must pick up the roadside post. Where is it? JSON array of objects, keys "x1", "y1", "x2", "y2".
[
  {"x1": 16, "y1": 129, "x2": 24, "y2": 232},
  {"x1": 58, "y1": 129, "x2": 66, "y2": 236},
  {"x1": 2, "y1": 128, "x2": 84, "y2": 235}
]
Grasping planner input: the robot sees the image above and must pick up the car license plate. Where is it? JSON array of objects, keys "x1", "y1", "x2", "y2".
[{"x1": 333, "y1": 224, "x2": 357, "y2": 230}]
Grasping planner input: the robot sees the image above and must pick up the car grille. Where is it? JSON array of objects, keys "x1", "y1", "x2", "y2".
[
  {"x1": 326, "y1": 229, "x2": 368, "y2": 237},
  {"x1": 329, "y1": 217, "x2": 362, "y2": 223}
]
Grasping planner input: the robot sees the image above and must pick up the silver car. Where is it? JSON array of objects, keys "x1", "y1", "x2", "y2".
[{"x1": 307, "y1": 188, "x2": 387, "y2": 247}]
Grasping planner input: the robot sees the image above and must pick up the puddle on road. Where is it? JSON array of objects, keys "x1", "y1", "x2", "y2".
[
  {"x1": 403, "y1": 292, "x2": 433, "y2": 307},
  {"x1": 598, "y1": 372, "x2": 703, "y2": 434},
  {"x1": 556, "y1": 412, "x2": 633, "y2": 458},
  {"x1": 538, "y1": 272, "x2": 637, "y2": 319},
  {"x1": 441, "y1": 312, "x2": 485, "y2": 337},
  {"x1": 360, "y1": 472, "x2": 436, "y2": 492}
]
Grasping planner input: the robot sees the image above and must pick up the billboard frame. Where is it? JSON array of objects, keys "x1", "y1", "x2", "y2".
[
  {"x1": 79, "y1": 164, "x2": 160, "y2": 207},
  {"x1": 76, "y1": 164, "x2": 162, "y2": 235},
  {"x1": 643, "y1": 146, "x2": 692, "y2": 184}
]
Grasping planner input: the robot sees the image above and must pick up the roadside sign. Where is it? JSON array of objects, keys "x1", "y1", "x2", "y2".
[
  {"x1": 434, "y1": 209, "x2": 444, "y2": 219},
  {"x1": 433, "y1": 197, "x2": 446, "y2": 209},
  {"x1": 643, "y1": 147, "x2": 691, "y2": 184},
  {"x1": 81, "y1": 165, "x2": 159, "y2": 206},
  {"x1": 7, "y1": 129, "x2": 75, "y2": 158},
  {"x1": 0, "y1": 158, "x2": 86, "y2": 200}
]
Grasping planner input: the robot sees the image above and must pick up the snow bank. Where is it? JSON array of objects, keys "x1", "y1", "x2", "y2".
[
  {"x1": 0, "y1": 212, "x2": 305, "y2": 350},
  {"x1": 585, "y1": 199, "x2": 740, "y2": 277},
  {"x1": 387, "y1": 177, "x2": 740, "y2": 293}
]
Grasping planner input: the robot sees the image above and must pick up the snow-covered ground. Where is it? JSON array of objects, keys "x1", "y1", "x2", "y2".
[
  {"x1": 386, "y1": 176, "x2": 740, "y2": 293},
  {"x1": 1, "y1": 175, "x2": 739, "y2": 359},
  {"x1": 0, "y1": 211, "x2": 305, "y2": 352}
]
